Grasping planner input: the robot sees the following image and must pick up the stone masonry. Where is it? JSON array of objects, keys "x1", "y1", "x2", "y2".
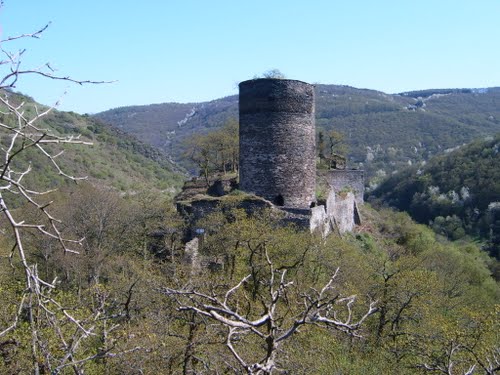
[
  {"x1": 175, "y1": 77, "x2": 364, "y2": 256},
  {"x1": 239, "y1": 79, "x2": 316, "y2": 209},
  {"x1": 320, "y1": 169, "x2": 365, "y2": 205}
]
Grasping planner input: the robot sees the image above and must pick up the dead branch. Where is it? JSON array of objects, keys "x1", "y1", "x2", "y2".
[
  {"x1": 162, "y1": 252, "x2": 377, "y2": 374},
  {"x1": 0, "y1": 8, "x2": 121, "y2": 373}
]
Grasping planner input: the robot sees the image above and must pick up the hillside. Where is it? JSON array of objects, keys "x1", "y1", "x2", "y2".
[
  {"x1": 96, "y1": 96, "x2": 238, "y2": 161},
  {"x1": 1, "y1": 92, "x2": 185, "y2": 197},
  {"x1": 95, "y1": 85, "x2": 500, "y2": 180},
  {"x1": 2, "y1": 193, "x2": 499, "y2": 373},
  {"x1": 3, "y1": 94, "x2": 500, "y2": 375},
  {"x1": 369, "y1": 134, "x2": 500, "y2": 258}
]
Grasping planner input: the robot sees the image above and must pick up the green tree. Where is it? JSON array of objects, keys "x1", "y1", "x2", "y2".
[
  {"x1": 183, "y1": 118, "x2": 239, "y2": 182},
  {"x1": 317, "y1": 128, "x2": 349, "y2": 169},
  {"x1": 160, "y1": 209, "x2": 378, "y2": 374}
]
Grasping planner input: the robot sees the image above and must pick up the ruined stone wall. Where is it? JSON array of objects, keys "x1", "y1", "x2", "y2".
[
  {"x1": 239, "y1": 79, "x2": 316, "y2": 209},
  {"x1": 321, "y1": 169, "x2": 365, "y2": 205},
  {"x1": 177, "y1": 195, "x2": 274, "y2": 239},
  {"x1": 328, "y1": 192, "x2": 357, "y2": 233}
]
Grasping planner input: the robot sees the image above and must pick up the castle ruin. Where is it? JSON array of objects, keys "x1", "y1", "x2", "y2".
[
  {"x1": 177, "y1": 78, "x2": 363, "y2": 243},
  {"x1": 239, "y1": 79, "x2": 316, "y2": 208}
]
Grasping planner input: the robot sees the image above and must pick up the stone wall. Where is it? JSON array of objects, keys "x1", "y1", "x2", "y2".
[
  {"x1": 329, "y1": 192, "x2": 358, "y2": 233},
  {"x1": 320, "y1": 169, "x2": 365, "y2": 205},
  {"x1": 310, "y1": 205, "x2": 331, "y2": 238},
  {"x1": 239, "y1": 79, "x2": 316, "y2": 209},
  {"x1": 310, "y1": 189, "x2": 360, "y2": 236},
  {"x1": 177, "y1": 195, "x2": 273, "y2": 239}
]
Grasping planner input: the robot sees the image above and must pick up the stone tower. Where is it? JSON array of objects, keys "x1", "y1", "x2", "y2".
[{"x1": 239, "y1": 78, "x2": 316, "y2": 208}]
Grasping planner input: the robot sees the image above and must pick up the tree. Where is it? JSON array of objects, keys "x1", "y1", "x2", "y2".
[
  {"x1": 217, "y1": 118, "x2": 239, "y2": 174},
  {"x1": 317, "y1": 129, "x2": 349, "y2": 169},
  {"x1": 164, "y1": 264, "x2": 376, "y2": 374},
  {"x1": 261, "y1": 69, "x2": 286, "y2": 79},
  {"x1": 183, "y1": 118, "x2": 239, "y2": 183},
  {"x1": 162, "y1": 211, "x2": 377, "y2": 374},
  {"x1": 0, "y1": 9, "x2": 129, "y2": 373}
]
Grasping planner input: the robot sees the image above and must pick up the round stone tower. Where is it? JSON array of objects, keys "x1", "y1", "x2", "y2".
[{"x1": 239, "y1": 78, "x2": 316, "y2": 208}]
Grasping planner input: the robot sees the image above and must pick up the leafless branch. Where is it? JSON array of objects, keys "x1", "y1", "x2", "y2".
[
  {"x1": 162, "y1": 255, "x2": 377, "y2": 374},
  {"x1": 52, "y1": 347, "x2": 142, "y2": 374},
  {"x1": 0, "y1": 23, "x2": 51, "y2": 43},
  {"x1": 0, "y1": 10, "x2": 119, "y2": 372},
  {"x1": 0, "y1": 294, "x2": 26, "y2": 338}
]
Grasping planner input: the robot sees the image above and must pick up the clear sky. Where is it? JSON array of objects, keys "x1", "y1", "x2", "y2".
[{"x1": 2, "y1": 0, "x2": 499, "y2": 114}]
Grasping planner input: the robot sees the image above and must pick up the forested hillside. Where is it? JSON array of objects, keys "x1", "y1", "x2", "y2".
[
  {"x1": 1, "y1": 92, "x2": 184, "y2": 196},
  {"x1": 2, "y1": 197, "x2": 499, "y2": 373},
  {"x1": 3, "y1": 2, "x2": 499, "y2": 372},
  {"x1": 3, "y1": 89, "x2": 498, "y2": 374},
  {"x1": 370, "y1": 134, "x2": 500, "y2": 259},
  {"x1": 95, "y1": 85, "x2": 500, "y2": 181},
  {"x1": 3, "y1": 91, "x2": 499, "y2": 375},
  {"x1": 96, "y1": 96, "x2": 238, "y2": 166}
]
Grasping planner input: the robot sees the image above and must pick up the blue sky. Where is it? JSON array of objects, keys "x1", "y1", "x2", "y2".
[{"x1": 2, "y1": 0, "x2": 499, "y2": 114}]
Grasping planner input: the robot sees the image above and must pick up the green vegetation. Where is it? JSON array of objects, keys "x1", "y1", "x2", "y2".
[
  {"x1": 256, "y1": 69, "x2": 287, "y2": 79},
  {"x1": 370, "y1": 134, "x2": 500, "y2": 262},
  {"x1": 317, "y1": 128, "x2": 349, "y2": 169},
  {"x1": 2, "y1": 20, "x2": 499, "y2": 372},
  {"x1": 2, "y1": 193, "x2": 498, "y2": 373},
  {"x1": 183, "y1": 118, "x2": 239, "y2": 180},
  {"x1": 0, "y1": 92, "x2": 185, "y2": 198},
  {"x1": 96, "y1": 97, "x2": 238, "y2": 173},
  {"x1": 95, "y1": 85, "x2": 500, "y2": 185},
  {"x1": 1, "y1": 93, "x2": 498, "y2": 372}
]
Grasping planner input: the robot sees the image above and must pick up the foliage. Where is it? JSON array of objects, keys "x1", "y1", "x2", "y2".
[
  {"x1": 258, "y1": 69, "x2": 287, "y2": 79},
  {"x1": 95, "y1": 84, "x2": 500, "y2": 185},
  {"x1": 0, "y1": 93, "x2": 184, "y2": 198},
  {"x1": 370, "y1": 134, "x2": 500, "y2": 262},
  {"x1": 0, "y1": 11, "x2": 185, "y2": 372},
  {"x1": 2, "y1": 5, "x2": 499, "y2": 372},
  {"x1": 182, "y1": 118, "x2": 238, "y2": 180},
  {"x1": 2, "y1": 181, "x2": 499, "y2": 373},
  {"x1": 317, "y1": 128, "x2": 349, "y2": 169}
]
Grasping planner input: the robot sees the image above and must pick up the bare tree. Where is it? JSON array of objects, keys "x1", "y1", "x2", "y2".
[
  {"x1": 1, "y1": 18, "x2": 84, "y2": 331},
  {"x1": 0, "y1": 9, "x2": 132, "y2": 373},
  {"x1": 418, "y1": 342, "x2": 476, "y2": 375},
  {"x1": 162, "y1": 246, "x2": 377, "y2": 374}
]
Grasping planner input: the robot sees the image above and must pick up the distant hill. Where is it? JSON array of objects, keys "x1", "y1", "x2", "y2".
[
  {"x1": 2, "y1": 92, "x2": 185, "y2": 197},
  {"x1": 95, "y1": 85, "x2": 500, "y2": 180},
  {"x1": 96, "y1": 96, "x2": 238, "y2": 163},
  {"x1": 369, "y1": 134, "x2": 500, "y2": 258}
]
